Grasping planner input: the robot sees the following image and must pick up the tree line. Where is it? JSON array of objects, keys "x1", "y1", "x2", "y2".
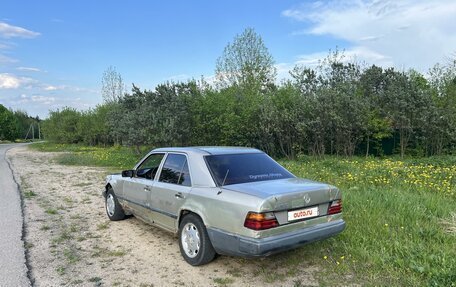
[
  {"x1": 41, "y1": 28, "x2": 456, "y2": 158},
  {"x1": 0, "y1": 105, "x2": 41, "y2": 141}
]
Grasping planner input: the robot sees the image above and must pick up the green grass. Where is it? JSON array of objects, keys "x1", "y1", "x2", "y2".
[
  {"x1": 29, "y1": 143, "x2": 456, "y2": 286},
  {"x1": 56, "y1": 266, "x2": 66, "y2": 276},
  {"x1": 88, "y1": 277, "x2": 102, "y2": 283},
  {"x1": 96, "y1": 222, "x2": 109, "y2": 230},
  {"x1": 106, "y1": 250, "x2": 127, "y2": 257},
  {"x1": 30, "y1": 142, "x2": 148, "y2": 170},
  {"x1": 44, "y1": 208, "x2": 58, "y2": 215},
  {"x1": 52, "y1": 230, "x2": 73, "y2": 244},
  {"x1": 279, "y1": 156, "x2": 456, "y2": 286},
  {"x1": 213, "y1": 277, "x2": 235, "y2": 286},
  {"x1": 40, "y1": 224, "x2": 50, "y2": 231},
  {"x1": 63, "y1": 248, "x2": 80, "y2": 263},
  {"x1": 23, "y1": 190, "x2": 37, "y2": 198}
]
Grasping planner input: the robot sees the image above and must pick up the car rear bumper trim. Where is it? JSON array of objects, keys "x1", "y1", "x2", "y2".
[{"x1": 207, "y1": 219, "x2": 345, "y2": 257}]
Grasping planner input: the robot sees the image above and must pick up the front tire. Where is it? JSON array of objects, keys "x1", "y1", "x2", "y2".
[
  {"x1": 178, "y1": 214, "x2": 216, "y2": 266},
  {"x1": 105, "y1": 188, "x2": 125, "y2": 221}
]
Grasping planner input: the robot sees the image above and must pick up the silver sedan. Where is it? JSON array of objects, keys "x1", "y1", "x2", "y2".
[{"x1": 103, "y1": 147, "x2": 345, "y2": 265}]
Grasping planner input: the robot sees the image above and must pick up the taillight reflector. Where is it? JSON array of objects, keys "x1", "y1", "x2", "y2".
[
  {"x1": 328, "y1": 199, "x2": 342, "y2": 215},
  {"x1": 244, "y1": 212, "x2": 279, "y2": 230}
]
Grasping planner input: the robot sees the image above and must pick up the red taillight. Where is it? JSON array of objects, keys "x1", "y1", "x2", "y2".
[
  {"x1": 244, "y1": 212, "x2": 279, "y2": 230},
  {"x1": 328, "y1": 199, "x2": 342, "y2": 215}
]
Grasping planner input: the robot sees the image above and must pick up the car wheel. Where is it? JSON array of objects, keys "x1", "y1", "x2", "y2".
[
  {"x1": 178, "y1": 213, "x2": 216, "y2": 266},
  {"x1": 105, "y1": 188, "x2": 125, "y2": 221}
]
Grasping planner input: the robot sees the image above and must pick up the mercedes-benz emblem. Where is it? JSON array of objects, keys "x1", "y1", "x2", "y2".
[{"x1": 303, "y1": 193, "x2": 310, "y2": 204}]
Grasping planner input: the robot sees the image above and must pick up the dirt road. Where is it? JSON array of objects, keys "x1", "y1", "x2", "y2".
[{"x1": 9, "y1": 146, "x2": 318, "y2": 287}]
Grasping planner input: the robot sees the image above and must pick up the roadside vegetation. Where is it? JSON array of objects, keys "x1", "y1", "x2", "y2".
[
  {"x1": 0, "y1": 104, "x2": 41, "y2": 142},
  {"x1": 31, "y1": 143, "x2": 142, "y2": 170},
  {"x1": 30, "y1": 142, "x2": 456, "y2": 286}
]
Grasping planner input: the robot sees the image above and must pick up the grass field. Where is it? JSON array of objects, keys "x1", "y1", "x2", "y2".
[{"x1": 30, "y1": 143, "x2": 456, "y2": 286}]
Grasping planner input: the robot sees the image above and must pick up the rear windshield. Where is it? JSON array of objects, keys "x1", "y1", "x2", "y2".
[{"x1": 205, "y1": 153, "x2": 294, "y2": 186}]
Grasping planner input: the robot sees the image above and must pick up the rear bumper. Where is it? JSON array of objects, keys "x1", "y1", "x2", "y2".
[{"x1": 207, "y1": 219, "x2": 345, "y2": 257}]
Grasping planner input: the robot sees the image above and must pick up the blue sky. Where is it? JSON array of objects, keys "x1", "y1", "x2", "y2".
[{"x1": 1, "y1": 0, "x2": 455, "y2": 119}]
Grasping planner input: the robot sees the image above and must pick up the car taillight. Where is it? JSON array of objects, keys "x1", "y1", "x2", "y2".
[
  {"x1": 244, "y1": 212, "x2": 279, "y2": 230},
  {"x1": 328, "y1": 199, "x2": 342, "y2": 215}
]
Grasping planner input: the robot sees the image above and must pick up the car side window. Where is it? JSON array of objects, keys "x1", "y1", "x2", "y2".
[
  {"x1": 159, "y1": 154, "x2": 191, "y2": 187},
  {"x1": 136, "y1": 153, "x2": 165, "y2": 180}
]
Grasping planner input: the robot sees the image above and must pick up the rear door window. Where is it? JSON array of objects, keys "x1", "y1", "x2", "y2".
[{"x1": 159, "y1": 154, "x2": 192, "y2": 186}]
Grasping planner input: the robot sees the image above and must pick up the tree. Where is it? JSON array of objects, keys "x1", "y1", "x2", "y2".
[
  {"x1": 190, "y1": 86, "x2": 240, "y2": 146},
  {"x1": 379, "y1": 69, "x2": 430, "y2": 157},
  {"x1": 267, "y1": 82, "x2": 307, "y2": 158},
  {"x1": 426, "y1": 61, "x2": 456, "y2": 155},
  {"x1": 360, "y1": 65, "x2": 393, "y2": 157},
  {"x1": 13, "y1": 110, "x2": 40, "y2": 140},
  {"x1": 101, "y1": 66, "x2": 125, "y2": 103},
  {"x1": 77, "y1": 105, "x2": 111, "y2": 146},
  {"x1": 41, "y1": 107, "x2": 82, "y2": 143},
  {"x1": 212, "y1": 28, "x2": 278, "y2": 151},
  {"x1": 291, "y1": 50, "x2": 367, "y2": 156},
  {"x1": 215, "y1": 28, "x2": 276, "y2": 89},
  {"x1": 109, "y1": 85, "x2": 147, "y2": 153},
  {"x1": 109, "y1": 81, "x2": 198, "y2": 153},
  {"x1": 0, "y1": 104, "x2": 18, "y2": 141}
]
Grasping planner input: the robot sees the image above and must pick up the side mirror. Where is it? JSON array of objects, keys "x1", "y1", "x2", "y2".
[{"x1": 122, "y1": 170, "x2": 134, "y2": 178}]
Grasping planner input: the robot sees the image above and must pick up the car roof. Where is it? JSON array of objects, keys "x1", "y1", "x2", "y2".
[{"x1": 152, "y1": 146, "x2": 263, "y2": 156}]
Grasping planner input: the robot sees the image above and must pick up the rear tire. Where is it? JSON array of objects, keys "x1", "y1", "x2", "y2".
[
  {"x1": 105, "y1": 188, "x2": 125, "y2": 221},
  {"x1": 178, "y1": 214, "x2": 216, "y2": 266}
]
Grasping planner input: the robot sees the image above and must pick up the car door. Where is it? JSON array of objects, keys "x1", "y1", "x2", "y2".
[
  {"x1": 150, "y1": 153, "x2": 192, "y2": 232},
  {"x1": 122, "y1": 153, "x2": 165, "y2": 223}
]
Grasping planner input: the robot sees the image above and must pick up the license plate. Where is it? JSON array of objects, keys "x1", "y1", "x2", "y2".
[{"x1": 288, "y1": 206, "x2": 319, "y2": 221}]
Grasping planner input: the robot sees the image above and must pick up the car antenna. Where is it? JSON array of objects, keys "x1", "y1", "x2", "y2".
[{"x1": 217, "y1": 169, "x2": 230, "y2": 195}]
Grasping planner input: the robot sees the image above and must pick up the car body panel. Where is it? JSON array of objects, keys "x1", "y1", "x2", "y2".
[
  {"x1": 177, "y1": 186, "x2": 263, "y2": 236},
  {"x1": 122, "y1": 178, "x2": 154, "y2": 221},
  {"x1": 104, "y1": 146, "x2": 345, "y2": 258},
  {"x1": 151, "y1": 181, "x2": 191, "y2": 232}
]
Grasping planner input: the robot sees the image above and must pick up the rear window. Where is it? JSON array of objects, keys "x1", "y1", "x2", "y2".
[{"x1": 205, "y1": 153, "x2": 294, "y2": 186}]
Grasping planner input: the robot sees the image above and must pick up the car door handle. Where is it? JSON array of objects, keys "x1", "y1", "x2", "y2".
[
  {"x1": 144, "y1": 186, "x2": 151, "y2": 192},
  {"x1": 175, "y1": 192, "x2": 184, "y2": 199}
]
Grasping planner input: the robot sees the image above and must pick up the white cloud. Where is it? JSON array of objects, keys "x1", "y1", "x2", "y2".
[
  {"x1": 43, "y1": 85, "x2": 60, "y2": 91},
  {"x1": 31, "y1": 95, "x2": 55, "y2": 104},
  {"x1": 2, "y1": 83, "x2": 100, "y2": 119},
  {"x1": 275, "y1": 46, "x2": 395, "y2": 82},
  {"x1": 340, "y1": 46, "x2": 394, "y2": 66},
  {"x1": 0, "y1": 22, "x2": 40, "y2": 38},
  {"x1": 17, "y1": 67, "x2": 41, "y2": 72},
  {"x1": 164, "y1": 74, "x2": 192, "y2": 82},
  {"x1": 0, "y1": 73, "x2": 37, "y2": 89},
  {"x1": 0, "y1": 73, "x2": 70, "y2": 92},
  {"x1": 12, "y1": 94, "x2": 55, "y2": 105},
  {"x1": 0, "y1": 73, "x2": 21, "y2": 88},
  {"x1": 282, "y1": 0, "x2": 456, "y2": 71}
]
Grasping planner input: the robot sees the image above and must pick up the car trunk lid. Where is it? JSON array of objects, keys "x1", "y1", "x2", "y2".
[{"x1": 224, "y1": 178, "x2": 340, "y2": 212}]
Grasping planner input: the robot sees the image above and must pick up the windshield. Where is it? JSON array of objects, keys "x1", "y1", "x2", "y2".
[{"x1": 205, "y1": 153, "x2": 294, "y2": 186}]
